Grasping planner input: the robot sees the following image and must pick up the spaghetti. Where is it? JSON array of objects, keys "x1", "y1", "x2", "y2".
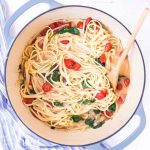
[{"x1": 18, "y1": 17, "x2": 130, "y2": 130}]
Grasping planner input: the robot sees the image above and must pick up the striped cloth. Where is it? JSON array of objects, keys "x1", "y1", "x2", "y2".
[{"x1": 0, "y1": 73, "x2": 87, "y2": 150}]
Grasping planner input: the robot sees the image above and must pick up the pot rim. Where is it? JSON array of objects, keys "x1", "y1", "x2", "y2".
[{"x1": 4, "y1": 5, "x2": 146, "y2": 146}]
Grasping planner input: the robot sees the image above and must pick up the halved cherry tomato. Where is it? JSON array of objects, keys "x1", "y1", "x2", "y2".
[
  {"x1": 72, "y1": 63, "x2": 81, "y2": 70},
  {"x1": 40, "y1": 27, "x2": 49, "y2": 36},
  {"x1": 106, "y1": 111, "x2": 113, "y2": 118},
  {"x1": 117, "y1": 96, "x2": 124, "y2": 106},
  {"x1": 38, "y1": 39, "x2": 43, "y2": 49},
  {"x1": 42, "y1": 82, "x2": 52, "y2": 93},
  {"x1": 77, "y1": 21, "x2": 83, "y2": 29},
  {"x1": 99, "y1": 54, "x2": 106, "y2": 63},
  {"x1": 49, "y1": 23, "x2": 56, "y2": 29},
  {"x1": 85, "y1": 17, "x2": 92, "y2": 28},
  {"x1": 64, "y1": 21, "x2": 72, "y2": 27},
  {"x1": 105, "y1": 43, "x2": 112, "y2": 52},
  {"x1": 55, "y1": 21, "x2": 64, "y2": 27},
  {"x1": 23, "y1": 98, "x2": 34, "y2": 104},
  {"x1": 96, "y1": 90, "x2": 107, "y2": 100},
  {"x1": 124, "y1": 78, "x2": 130, "y2": 87},
  {"x1": 60, "y1": 40, "x2": 69, "y2": 44},
  {"x1": 116, "y1": 83, "x2": 123, "y2": 90},
  {"x1": 64, "y1": 59, "x2": 81, "y2": 70}
]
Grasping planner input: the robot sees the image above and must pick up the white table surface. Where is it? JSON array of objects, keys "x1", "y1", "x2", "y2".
[{"x1": 3, "y1": 0, "x2": 150, "y2": 150}]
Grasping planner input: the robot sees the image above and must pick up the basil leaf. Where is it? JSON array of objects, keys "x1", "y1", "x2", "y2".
[
  {"x1": 95, "y1": 58, "x2": 105, "y2": 67},
  {"x1": 93, "y1": 120, "x2": 105, "y2": 129},
  {"x1": 93, "y1": 109, "x2": 100, "y2": 114},
  {"x1": 71, "y1": 115, "x2": 83, "y2": 122},
  {"x1": 82, "y1": 79, "x2": 91, "y2": 89},
  {"x1": 58, "y1": 27, "x2": 80, "y2": 35},
  {"x1": 54, "y1": 102, "x2": 64, "y2": 107},
  {"x1": 85, "y1": 118, "x2": 94, "y2": 127},
  {"x1": 30, "y1": 88, "x2": 36, "y2": 94},
  {"x1": 82, "y1": 99, "x2": 95, "y2": 105},
  {"x1": 108, "y1": 103, "x2": 116, "y2": 112}
]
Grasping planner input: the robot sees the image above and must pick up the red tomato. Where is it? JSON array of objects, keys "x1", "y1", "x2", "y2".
[
  {"x1": 99, "y1": 54, "x2": 106, "y2": 63},
  {"x1": 42, "y1": 82, "x2": 52, "y2": 93},
  {"x1": 65, "y1": 21, "x2": 72, "y2": 27},
  {"x1": 49, "y1": 23, "x2": 56, "y2": 29},
  {"x1": 106, "y1": 111, "x2": 113, "y2": 118},
  {"x1": 55, "y1": 21, "x2": 64, "y2": 27},
  {"x1": 116, "y1": 83, "x2": 123, "y2": 90},
  {"x1": 40, "y1": 27, "x2": 49, "y2": 36},
  {"x1": 85, "y1": 17, "x2": 92, "y2": 27},
  {"x1": 29, "y1": 81, "x2": 32, "y2": 86},
  {"x1": 117, "y1": 96, "x2": 124, "y2": 106},
  {"x1": 73, "y1": 63, "x2": 81, "y2": 70},
  {"x1": 96, "y1": 90, "x2": 107, "y2": 100},
  {"x1": 124, "y1": 78, "x2": 130, "y2": 87},
  {"x1": 77, "y1": 21, "x2": 83, "y2": 29},
  {"x1": 38, "y1": 39, "x2": 43, "y2": 49},
  {"x1": 60, "y1": 40, "x2": 69, "y2": 44},
  {"x1": 64, "y1": 59, "x2": 81, "y2": 70},
  {"x1": 105, "y1": 43, "x2": 112, "y2": 52},
  {"x1": 22, "y1": 98, "x2": 34, "y2": 104}
]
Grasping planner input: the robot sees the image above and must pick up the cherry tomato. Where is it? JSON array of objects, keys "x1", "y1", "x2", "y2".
[
  {"x1": 65, "y1": 21, "x2": 72, "y2": 27},
  {"x1": 124, "y1": 78, "x2": 130, "y2": 87},
  {"x1": 117, "y1": 96, "x2": 124, "y2": 106},
  {"x1": 22, "y1": 98, "x2": 34, "y2": 104},
  {"x1": 72, "y1": 63, "x2": 81, "y2": 70},
  {"x1": 99, "y1": 54, "x2": 106, "y2": 63},
  {"x1": 49, "y1": 23, "x2": 56, "y2": 29},
  {"x1": 60, "y1": 40, "x2": 69, "y2": 44},
  {"x1": 40, "y1": 27, "x2": 49, "y2": 36},
  {"x1": 77, "y1": 21, "x2": 83, "y2": 29},
  {"x1": 42, "y1": 82, "x2": 52, "y2": 92},
  {"x1": 106, "y1": 111, "x2": 113, "y2": 118},
  {"x1": 64, "y1": 59, "x2": 81, "y2": 70},
  {"x1": 85, "y1": 17, "x2": 92, "y2": 28},
  {"x1": 105, "y1": 43, "x2": 112, "y2": 52},
  {"x1": 96, "y1": 90, "x2": 107, "y2": 100},
  {"x1": 116, "y1": 83, "x2": 123, "y2": 90},
  {"x1": 38, "y1": 39, "x2": 43, "y2": 49},
  {"x1": 55, "y1": 21, "x2": 63, "y2": 27}
]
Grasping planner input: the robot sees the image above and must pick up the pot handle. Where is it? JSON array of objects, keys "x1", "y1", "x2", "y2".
[
  {"x1": 87, "y1": 103, "x2": 146, "y2": 150},
  {"x1": 3, "y1": 0, "x2": 62, "y2": 47}
]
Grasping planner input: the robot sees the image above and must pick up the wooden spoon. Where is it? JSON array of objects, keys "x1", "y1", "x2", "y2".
[{"x1": 107, "y1": 8, "x2": 149, "y2": 90}]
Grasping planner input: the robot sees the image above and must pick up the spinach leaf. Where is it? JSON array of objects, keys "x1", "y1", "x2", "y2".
[
  {"x1": 30, "y1": 88, "x2": 36, "y2": 94},
  {"x1": 52, "y1": 68, "x2": 61, "y2": 82},
  {"x1": 93, "y1": 109, "x2": 100, "y2": 114},
  {"x1": 58, "y1": 27, "x2": 80, "y2": 35},
  {"x1": 85, "y1": 118, "x2": 94, "y2": 127},
  {"x1": 93, "y1": 120, "x2": 105, "y2": 129},
  {"x1": 82, "y1": 79, "x2": 91, "y2": 89},
  {"x1": 95, "y1": 58, "x2": 105, "y2": 67},
  {"x1": 108, "y1": 103, "x2": 116, "y2": 112},
  {"x1": 54, "y1": 102, "x2": 64, "y2": 107},
  {"x1": 82, "y1": 99, "x2": 95, "y2": 105},
  {"x1": 47, "y1": 68, "x2": 61, "y2": 82},
  {"x1": 71, "y1": 115, "x2": 83, "y2": 122}
]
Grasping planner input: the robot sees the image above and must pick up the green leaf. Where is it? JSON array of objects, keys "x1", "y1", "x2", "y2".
[
  {"x1": 58, "y1": 27, "x2": 80, "y2": 35},
  {"x1": 82, "y1": 79, "x2": 91, "y2": 89},
  {"x1": 82, "y1": 99, "x2": 95, "y2": 105},
  {"x1": 108, "y1": 103, "x2": 116, "y2": 112},
  {"x1": 85, "y1": 118, "x2": 94, "y2": 127},
  {"x1": 54, "y1": 102, "x2": 64, "y2": 107},
  {"x1": 95, "y1": 58, "x2": 105, "y2": 67},
  {"x1": 93, "y1": 120, "x2": 105, "y2": 129},
  {"x1": 71, "y1": 115, "x2": 83, "y2": 122},
  {"x1": 93, "y1": 109, "x2": 100, "y2": 114},
  {"x1": 30, "y1": 88, "x2": 36, "y2": 94},
  {"x1": 52, "y1": 68, "x2": 61, "y2": 82}
]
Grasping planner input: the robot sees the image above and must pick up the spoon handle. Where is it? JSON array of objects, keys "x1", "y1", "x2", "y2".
[{"x1": 117, "y1": 8, "x2": 149, "y2": 68}]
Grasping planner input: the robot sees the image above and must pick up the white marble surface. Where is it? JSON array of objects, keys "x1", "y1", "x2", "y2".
[{"x1": 3, "y1": 0, "x2": 150, "y2": 149}]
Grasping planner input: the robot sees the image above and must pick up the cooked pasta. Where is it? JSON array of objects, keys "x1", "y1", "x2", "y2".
[{"x1": 18, "y1": 17, "x2": 130, "y2": 130}]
